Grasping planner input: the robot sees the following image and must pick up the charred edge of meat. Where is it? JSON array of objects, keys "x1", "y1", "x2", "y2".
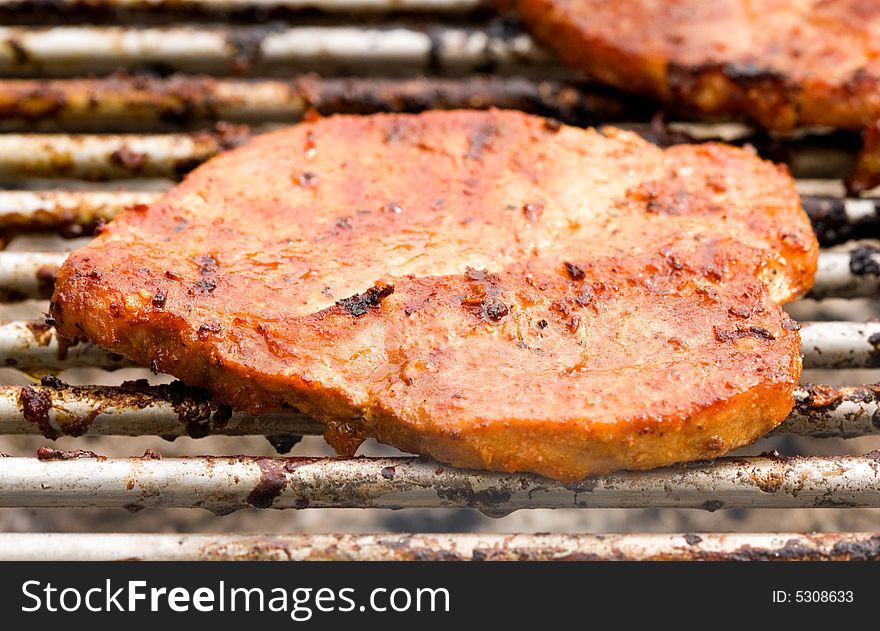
[
  {"x1": 36, "y1": 447, "x2": 103, "y2": 461},
  {"x1": 849, "y1": 245, "x2": 880, "y2": 276},
  {"x1": 664, "y1": 61, "x2": 801, "y2": 132},
  {"x1": 335, "y1": 283, "x2": 394, "y2": 317}
]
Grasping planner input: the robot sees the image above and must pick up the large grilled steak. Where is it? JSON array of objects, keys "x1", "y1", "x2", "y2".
[{"x1": 51, "y1": 110, "x2": 818, "y2": 481}]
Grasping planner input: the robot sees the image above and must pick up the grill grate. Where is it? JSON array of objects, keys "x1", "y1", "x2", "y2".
[{"x1": 1, "y1": 0, "x2": 880, "y2": 561}]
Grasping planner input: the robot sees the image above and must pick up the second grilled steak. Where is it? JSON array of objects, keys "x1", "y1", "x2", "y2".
[
  {"x1": 513, "y1": 0, "x2": 880, "y2": 132},
  {"x1": 51, "y1": 110, "x2": 817, "y2": 481}
]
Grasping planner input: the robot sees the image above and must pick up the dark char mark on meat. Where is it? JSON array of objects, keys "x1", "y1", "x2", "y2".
[
  {"x1": 714, "y1": 325, "x2": 776, "y2": 342},
  {"x1": 461, "y1": 268, "x2": 509, "y2": 323},
  {"x1": 336, "y1": 283, "x2": 395, "y2": 317}
]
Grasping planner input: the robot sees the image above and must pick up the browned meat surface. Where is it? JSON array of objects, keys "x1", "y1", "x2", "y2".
[
  {"x1": 51, "y1": 110, "x2": 817, "y2": 481},
  {"x1": 513, "y1": 0, "x2": 880, "y2": 133},
  {"x1": 849, "y1": 120, "x2": 880, "y2": 194}
]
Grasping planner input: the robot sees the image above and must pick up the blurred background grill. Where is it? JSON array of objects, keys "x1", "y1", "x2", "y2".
[{"x1": 0, "y1": 0, "x2": 879, "y2": 561}]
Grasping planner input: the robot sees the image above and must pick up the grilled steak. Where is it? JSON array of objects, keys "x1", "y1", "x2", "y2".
[
  {"x1": 512, "y1": 0, "x2": 880, "y2": 192},
  {"x1": 51, "y1": 110, "x2": 817, "y2": 481},
  {"x1": 513, "y1": 0, "x2": 880, "y2": 132}
]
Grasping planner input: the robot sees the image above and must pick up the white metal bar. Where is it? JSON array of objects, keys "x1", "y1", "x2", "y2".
[
  {"x1": 799, "y1": 321, "x2": 880, "y2": 368},
  {"x1": 0, "y1": 531, "x2": 877, "y2": 561},
  {"x1": 0, "y1": 320, "x2": 132, "y2": 370},
  {"x1": 0, "y1": 190, "x2": 160, "y2": 234},
  {"x1": 0, "y1": 25, "x2": 558, "y2": 77},
  {"x1": 809, "y1": 250, "x2": 880, "y2": 299},
  {"x1": 0, "y1": 382, "x2": 874, "y2": 439},
  {"x1": 0, "y1": 251, "x2": 66, "y2": 300},
  {"x1": 0, "y1": 132, "x2": 237, "y2": 180},
  {"x1": 0, "y1": 454, "x2": 877, "y2": 513}
]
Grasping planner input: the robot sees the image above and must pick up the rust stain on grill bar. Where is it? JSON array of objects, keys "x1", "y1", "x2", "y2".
[{"x1": 36, "y1": 446, "x2": 103, "y2": 460}]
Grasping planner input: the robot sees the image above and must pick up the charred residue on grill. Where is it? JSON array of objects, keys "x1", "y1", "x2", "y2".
[
  {"x1": 39, "y1": 375, "x2": 65, "y2": 391},
  {"x1": 849, "y1": 245, "x2": 880, "y2": 276},
  {"x1": 246, "y1": 458, "x2": 288, "y2": 509},
  {"x1": 801, "y1": 196, "x2": 873, "y2": 246},
  {"x1": 461, "y1": 268, "x2": 508, "y2": 323},
  {"x1": 793, "y1": 383, "x2": 880, "y2": 435},
  {"x1": 18, "y1": 385, "x2": 57, "y2": 439},
  {"x1": 435, "y1": 478, "x2": 513, "y2": 517},
  {"x1": 336, "y1": 282, "x2": 394, "y2": 317},
  {"x1": 36, "y1": 447, "x2": 103, "y2": 461},
  {"x1": 15, "y1": 379, "x2": 232, "y2": 439}
]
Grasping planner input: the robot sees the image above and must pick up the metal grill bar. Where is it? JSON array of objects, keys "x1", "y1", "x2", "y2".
[
  {"x1": 1, "y1": 454, "x2": 879, "y2": 513},
  {"x1": 799, "y1": 321, "x2": 880, "y2": 368},
  {"x1": 0, "y1": 131, "x2": 861, "y2": 181},
  {"x1": 0, "y1": 130, "x2": 246, "y2": 180},
  {"x1": 0, "y1": 531, "x2": 878, "y2": 561},
  {"x1": 0, "y1": 189, "x2": 873, "y2": 245},
  {"x1": 0, "y1": 382, "x2": 875, "y2": 439},
  {"x1": 0, "y1": 320, "x2": 132, "y2": 370},
  {"x1": 0, "y1": 0, "x2": 484, "y2": 13},
  {"x1": 801, "y1": 196, "x2": 880, "y2": 246},
  {"x1": 0, "y1": 25, "x2": 557, "y2": 78},
  {"x1": 0, "y1": 76, "x2": 643, "y2": 131},
  {"x1": 1, "y1": 382, "x2": 316, "y2": 439},
  {"x1": 809, "y1": 250, "x2": 880, "y2": 299},
  {"x1": 0, "y1": 251, "x2": 868, "y2": 301},
  {"x1": 0, "y1": 190, "x2": 159, "y2": 234},
  {"x1": 0, "y1": 320, "x2": 870, "y2": 371},
  {"x1": 0, "y1": 252, "x2": 64, "y2": 300}
]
